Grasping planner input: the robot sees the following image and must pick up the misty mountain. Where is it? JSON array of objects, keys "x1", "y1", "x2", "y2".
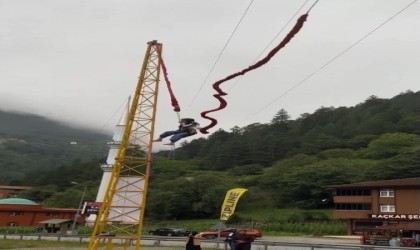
[{"x1": 0, "y1": 110, "x2": 109, "y2": 185}]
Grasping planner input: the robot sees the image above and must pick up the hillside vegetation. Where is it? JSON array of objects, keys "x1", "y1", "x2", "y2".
[
  {"x1": 2, "y1": 91, "x2": 420, "y2": 222},
  {"x1": 0, "y1": 110, "x2": 109, "y2": 185}
]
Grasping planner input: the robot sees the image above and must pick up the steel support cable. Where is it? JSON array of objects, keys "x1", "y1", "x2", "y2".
[
  {"x1": 98, "y1": 97, "x2": 129, "y2": 134},
  {"x1": 249, "y1": 0, "x2": 417, "y2": 118},
  {"x1": 186, "y1": 0, "x2": 255, "y2": 111}
]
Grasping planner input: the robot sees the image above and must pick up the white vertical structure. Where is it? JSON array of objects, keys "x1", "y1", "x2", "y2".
[{"x1": 86, "y1": 102, "x2": 128, "y2": 225}]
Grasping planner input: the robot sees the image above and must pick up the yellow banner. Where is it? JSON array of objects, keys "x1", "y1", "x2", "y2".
[{"x1": 220, "y1": 188, "x2": 247, "y2": 221}]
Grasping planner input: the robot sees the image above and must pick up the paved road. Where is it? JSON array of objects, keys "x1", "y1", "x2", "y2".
[
  {"x1": 259, "y1": 235, "x2": 360, "y2": 244},
  {"x1": 10, "y1": 235, "x2": 362, "y2": 250}
]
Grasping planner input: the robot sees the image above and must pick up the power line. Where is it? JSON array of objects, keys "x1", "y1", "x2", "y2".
[
  {"x1": 98, "y1": 96, "x2": 129, "y2": 134},
  {"x1": 249, "y1": 0, "x2": 418, "y2": 118},
  {"x1": 186, "y1": 0, "x2": 254, "y2": 110}
]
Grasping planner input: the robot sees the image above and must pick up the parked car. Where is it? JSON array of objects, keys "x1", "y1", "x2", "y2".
[
  {"x1": 199, "y1": 228, "x2": 262, "y2": 239},
  {"x1": 96, "y1": 232, "x2": 116, "y2": 237},
  {"x1": 148, "y1": 227, "x2": 191, "y2": 236}
]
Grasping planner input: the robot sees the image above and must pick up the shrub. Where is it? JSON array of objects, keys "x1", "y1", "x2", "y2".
[{"x1": 0, "y1": 226, "x2": 38, "y2": 234}]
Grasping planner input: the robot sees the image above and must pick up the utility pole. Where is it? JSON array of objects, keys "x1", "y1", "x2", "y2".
[{"x1": 71, "y1": 182, "x2": 87, "y2": 234}]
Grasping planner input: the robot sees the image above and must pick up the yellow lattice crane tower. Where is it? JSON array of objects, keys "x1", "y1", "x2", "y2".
[{"x1": 88, "y1": 40, "x2": 162, "y2": 250}]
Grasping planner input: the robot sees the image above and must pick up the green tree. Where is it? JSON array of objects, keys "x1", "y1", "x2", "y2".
[
  {"x1": 359, "y1": 133, "x2": 419, "y2": 159},
  {"x1": 20, "y1": 185, "x2": 60, "y2": 203},
  {"x1": 147, "y1": 172, "x2": 231, "y2": 219},
  {"x1": 362, "y1": 149, "x2": 420, "y2": 180},
  {"x1": 43, "y1": 187, "x2": 95, "y2": 208},
  {"x1": 274, "y1": 158, "x2": 377, "y2": 208},
  {"x1": 271, "y1": 109, "x2": 290, "y2": 124}
]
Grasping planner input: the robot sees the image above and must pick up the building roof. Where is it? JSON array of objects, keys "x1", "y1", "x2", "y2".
[
  {"x1": 332, "y1": 177, "x2": 420, "y2": 188},
  {"x1": 38, "y1": 219, "x2": 72, "y2": 224},
  {"x1": 0, "y1": 185, "x2": 31, "y2": 190},
  {"x1": 0, "y1": 198, "x2": 38, "y2": 205}
]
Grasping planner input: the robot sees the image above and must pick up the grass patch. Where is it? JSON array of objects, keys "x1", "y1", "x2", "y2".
[
  {"x1": 0, "y1": 239, "x2": 211, "y2": 250},
  {"x1": 0, "y1": 239, "x2": 88, "y2": 249},
  {"x1": 143, "y1": 208, "x2": 345, "y2": 236},
  {"x1": 143, "y1": 218, "x2": 219, "y2": 234},
  {"x1": 235, "y1": 208, "x2": 335, "y2": 221},
  {"x1": 1, "y1": 208, "x2": 345, "y2": 248}
]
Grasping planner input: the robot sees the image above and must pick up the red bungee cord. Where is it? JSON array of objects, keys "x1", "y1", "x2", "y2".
[
  {"x1": 158, "y1": 48, "x2": 181, "y2": 112},
  {"x1": 199, "y1": 13, "x2": 309, "y2": 134}
]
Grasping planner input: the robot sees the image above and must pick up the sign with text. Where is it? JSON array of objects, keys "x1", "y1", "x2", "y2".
[
  {"x1": 220, "y1": 188, "x2": 247, "y2": 221},
  {"x1": 82, "y1": 201, "x2": 102, "y2": 215},
  {"x1": 371, "y1": 214, "x2": 420, "y2": 220}
]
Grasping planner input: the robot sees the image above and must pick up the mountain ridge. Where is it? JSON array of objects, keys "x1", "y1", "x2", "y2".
[{"x1": 0, "y1": 109, "x2": 110, "y2": 185}]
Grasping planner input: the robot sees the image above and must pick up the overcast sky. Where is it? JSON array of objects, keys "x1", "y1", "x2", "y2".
[{"x1": 1, "y1": 0, "x2": 419, "y2": 146}]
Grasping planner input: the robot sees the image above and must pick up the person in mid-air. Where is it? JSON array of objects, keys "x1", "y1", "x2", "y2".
[{"x1": 153, "y1": 118, "x2": 200, "y2": 145}]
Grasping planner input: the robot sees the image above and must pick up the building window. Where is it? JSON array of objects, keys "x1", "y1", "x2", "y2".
[
  {"x1": 7, "y1": 193, "x2": 18, "y2": 198},
  {"x1": 7, "y1": 222, "x2": 18, "y2": 227},
  {"x1": 380, "y1": 189, "x2": 394, "y2": 197},
  {"x1": 46, "y1": 212, "x2": 59, "y2": 217},
  {"x1": 335, "y1": 203, "x2": 371, "y2": 210},
  {"x1": 380, "y1": 204, "x2": 395, "y2": 212},
  {"x1": 336, "y1": 189, "x2": 371, "y2": 196},
  {"x1": 9, "y1": 211, "x2": 23, "y2": 216}
]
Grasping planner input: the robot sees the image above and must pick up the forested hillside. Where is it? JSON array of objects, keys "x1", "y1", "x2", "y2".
[
  {"x1": 147, "y1": 90, "x2": 420, "y2": 218},
  {"x1": 3, "y1": 91, "x2": 420, "y2": 219},
  {"x1": 0, "y1": 110, "x2": 109, "y2": 185},
  {"x1": 166, "y1": 90, "x2": 420, "y2": 167}
]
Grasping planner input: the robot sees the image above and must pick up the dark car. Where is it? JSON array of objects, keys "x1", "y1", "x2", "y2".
[
  {"x1": 199, "y1": 228, "x2": 262, "y2": 239},
  {"x1": 96, "y1": 232, "x2": 116, "y2": 237},
  {"x1": 148, "y1": 227, "x2": 191, "y2": 236}
]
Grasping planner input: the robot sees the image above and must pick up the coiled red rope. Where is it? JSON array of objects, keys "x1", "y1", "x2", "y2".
[
  {"x1": 158, "y1": 48, "x2": 181, "y2": 112},
  {"x1": 199, "y1": 13, "x2": 309, "y2": 134}
]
